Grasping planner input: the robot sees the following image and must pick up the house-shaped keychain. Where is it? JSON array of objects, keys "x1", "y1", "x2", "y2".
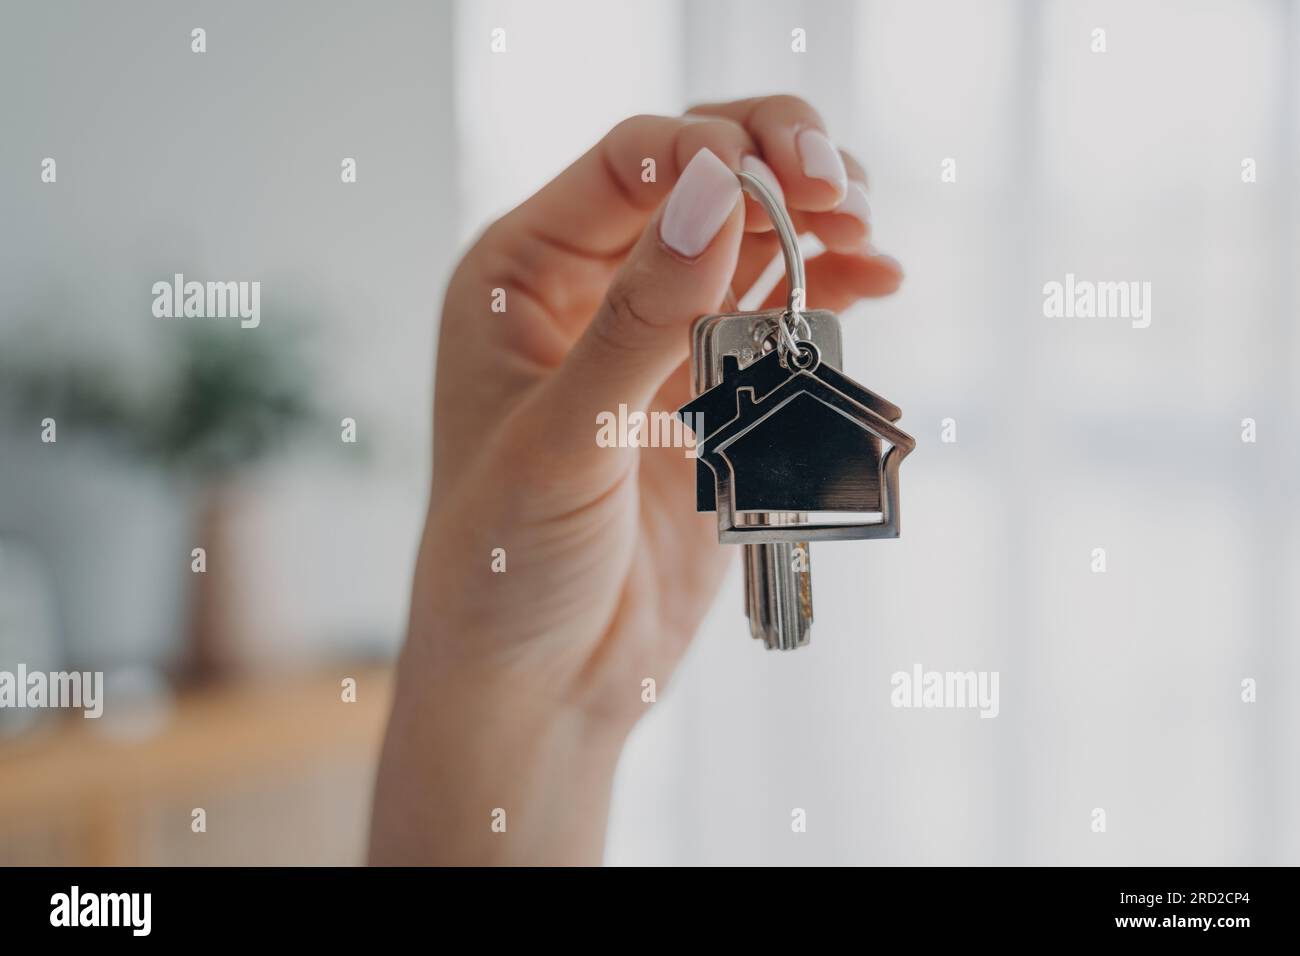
[
  {"x1": 680, "y1": 342, "x2": 915, "y2": 544},
  {"x1": 675, "y1": 168, "x2": 913, "y2": 650}
]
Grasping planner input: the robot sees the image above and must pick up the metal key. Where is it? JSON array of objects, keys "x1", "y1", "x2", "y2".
[
  {"x1": 689, "y1": 308, "x2": 844, "y2": 650},
  {"x1": 680, "y1": 169, "x2": 914, "y2": 652}
]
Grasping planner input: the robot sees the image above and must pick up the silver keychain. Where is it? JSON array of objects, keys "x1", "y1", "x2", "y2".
[{"x1": 679, "y1": 170, "x2": 915, "y2": 651}]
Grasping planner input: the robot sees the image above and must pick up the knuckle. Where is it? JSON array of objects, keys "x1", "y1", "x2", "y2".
[
  {"x1": 767, "y1": 93, "x2": 814, "y2": 113},
  {"x1": 462, "y1": 214, "x2": 513, "y2": 270},
  {"x1": 758, "y1": 93, "x2": 823, "y2": 125},
  {"x1": 685, "y1": 113, "x2": 743, "y2": 133},
  {"x1": 675, "y1": 116, "x2": 752, "y2": 168},
  {"x1": 608, "y1": 112, "x2": 660, "y2": 144},
  {"x1": 683, "y1": 115, "x2": 747, "y2": 145},
  {"x1": 600, "y1": 279, "x2": 657, "y2": 347}
]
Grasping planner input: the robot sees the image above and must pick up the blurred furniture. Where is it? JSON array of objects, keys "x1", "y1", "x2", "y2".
[
  {"x1": 0, "y1": 539, "x2": 62, "y2": 738},
  {"x1": 0, "y1": 667, "x2": 390, "y2": 865}
]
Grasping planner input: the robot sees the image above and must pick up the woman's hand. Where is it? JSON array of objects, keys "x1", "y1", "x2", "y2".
[{"x1": 370, "y1": 95, "x2": 902, "y2": 864}]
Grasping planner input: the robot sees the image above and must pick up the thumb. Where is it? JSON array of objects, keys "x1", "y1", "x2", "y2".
[{"x1": 529, "y1": 148, "x2": 743, "y2": 479}]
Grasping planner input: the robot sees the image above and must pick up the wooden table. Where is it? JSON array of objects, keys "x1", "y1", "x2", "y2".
[{"x1": 0, "y1": 666, "x2": 392, "y2": 865}]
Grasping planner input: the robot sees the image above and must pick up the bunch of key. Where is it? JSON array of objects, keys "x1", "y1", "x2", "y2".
[{"x1": 677, "y1": 171, "x2": 915, "y2": 651}]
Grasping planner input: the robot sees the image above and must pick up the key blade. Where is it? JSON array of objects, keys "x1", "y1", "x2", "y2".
[
  {"x1": 690, "y1": 310, "x2": 837, "y2": 652},
  {"x1": 742, "y1": 518, "x2": 812, "y2": 651}
]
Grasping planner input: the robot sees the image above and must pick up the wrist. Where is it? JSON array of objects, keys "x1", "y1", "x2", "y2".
[{"x1": 370, "y1": 637, "x2": 628, "y2": 866}]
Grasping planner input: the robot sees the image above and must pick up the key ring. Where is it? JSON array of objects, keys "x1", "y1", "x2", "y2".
[{"x1": 736, "y1": 170, "x2": 810, "y2": 360}]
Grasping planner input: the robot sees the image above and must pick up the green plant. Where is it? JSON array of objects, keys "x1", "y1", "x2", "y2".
[{"x1": 1, "y1": 324, "x2": 318, "y2": 481}]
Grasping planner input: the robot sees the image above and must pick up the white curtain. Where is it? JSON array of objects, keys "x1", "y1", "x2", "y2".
[{"x1": 452, "y1": 0, "x2": 1300, "y2": 865}]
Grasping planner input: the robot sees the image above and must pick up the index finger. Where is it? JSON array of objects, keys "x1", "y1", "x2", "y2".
[
  {"x1": 504, "y1": 112, "x2": 771, "y2": 261},
  {"x1": 688, "y1": 95, "x2": 849, "y2": 213}
]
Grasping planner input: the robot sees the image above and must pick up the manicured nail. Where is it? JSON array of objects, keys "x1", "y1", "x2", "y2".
[
  {"x1": 834, "y1": 181, "x2": 871, "y2": 226},
  {"x1": 740, "y1": 154, "x2": 784, "y2": 207},
  {"x1": 796, "y1": 128, "x2": 847, "y2": 197},
  {"x1": 660, "y1": 148, "x2": 741, "y2": 258}
]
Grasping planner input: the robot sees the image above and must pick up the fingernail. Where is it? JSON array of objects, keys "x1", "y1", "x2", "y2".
[
  {"x1": 660, "y1": 148, "x2": 741, "y2": 258},
  {"x1": 834, "y1": 181, "x2": 871, "y2": 226},
  {"x1": 740, "y1": 154, "x2": 784, "y2": 207},
  {"x1": 796, "y1": 128, "x2": 847, "y2": 197}
]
